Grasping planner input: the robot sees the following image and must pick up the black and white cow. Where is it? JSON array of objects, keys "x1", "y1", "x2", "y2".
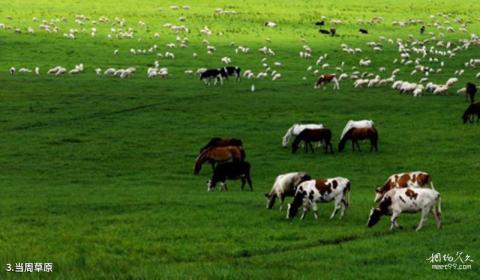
[
  {"x1": 221, "y1": 66, "x2": 241, "y2": 81},
  {"x1": 200, "y1": 68, "x2": 226, "y2": 85},
  {"x1": 207, "y1": 161, "x2": 252, "y2": 191},
  {"x1": 367, "y1": 187, "x2": 442, "y2": 231},
  {"x1": 287, "y1": 177, "x2": 351, "y2": 220}
]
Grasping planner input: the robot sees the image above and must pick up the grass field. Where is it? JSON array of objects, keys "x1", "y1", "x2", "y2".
[{"x1": 0, "y1": 0, "x2": 479, "y2": 279}]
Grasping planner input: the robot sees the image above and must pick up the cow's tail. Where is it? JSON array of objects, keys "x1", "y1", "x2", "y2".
[
  {"x1": 343, "y1": 180, "x2": 351, "y2": 207},
  {"x1": 436, "y1": 194, "x2": 442, "y2": 215}
]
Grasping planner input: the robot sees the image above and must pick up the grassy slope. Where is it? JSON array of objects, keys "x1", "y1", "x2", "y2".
[{"x1": 0, "y1": 0, "x2": 479, "y2": 279}]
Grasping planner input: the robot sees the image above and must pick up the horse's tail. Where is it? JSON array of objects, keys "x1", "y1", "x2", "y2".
[{"x1": 239, "y1": 147, "x2": 246, "y2": 160}]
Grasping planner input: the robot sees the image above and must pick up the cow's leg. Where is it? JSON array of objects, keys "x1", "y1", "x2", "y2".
[
  {"x1": 240, "y1": 178, "x2": 246, "y2": 190},
  {"x1": 309, "y1": 142, "x2": 314, "y2": 153},
  {"x1": 416, "y1": 208, "x2": 430, "y2": 231},
  {"x1": 340, "y1": 198, "x2": 349, "y2": 219},
  {"x1": 351, "y1": 140, "x2": 355, "y2": 151},
  {"x1": 390, "y1": 211, "x2": 401, "y2": 231},
  {"x1": 311, "y1": 201, "x2": 319, "y2": 220},
  {"x1": 279, "y1": 193, "x2": 286, "y2": 211},
  {"x1": 300, "y1": 207, "x2": 307, "y2": 220},
  {"x1": 330, "y1": 197, "x2": 342, "y2": 219}
]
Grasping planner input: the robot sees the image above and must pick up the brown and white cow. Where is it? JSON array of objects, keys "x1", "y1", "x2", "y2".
[
  {"x1": 287, "y1": 177, "x2": 351, "y2": 220},
  {"x1": 374, "y1": 171, "x2": 432, "y2": 203},
  {"x1": 314, "y1": 74, "x2": 339, "y2": 90},
  {"x1": 367, "y1": 187, "x2": 442, "y2": 231}
]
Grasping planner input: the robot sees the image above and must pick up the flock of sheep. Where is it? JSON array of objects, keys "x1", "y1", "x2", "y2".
[{"x1": 3, "y1": 7, "x2": 480, "y2": 98}]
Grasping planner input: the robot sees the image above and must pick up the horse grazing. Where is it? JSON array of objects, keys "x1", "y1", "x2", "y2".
[
  {"x1": 462, "y1": 102, "x2": 480, "y2": 124},
  {"x1": 282, "y1": 123, "x2": 324, "y2": 147},
  {"x1": 466, "y1": 82, "x2": 477, "y2": 104},
  {"x1": 193, "y1": 146, "x2": 244, "y2": 175},
  {"x1": 314, "y1": 74, "x2": 339, "y2": 90},
  {"x1": 338, "y1": 127, "x2": 378, "y2": 152},
  {"x1": 292, "y1": 128, "x2": 334, "y2": 154},
  {"x1": 207, "y1": 161, "x2": 252, "y2": 192},
  {"x1": 199, "y1": 137, "x2": 243, "y2": 153}
]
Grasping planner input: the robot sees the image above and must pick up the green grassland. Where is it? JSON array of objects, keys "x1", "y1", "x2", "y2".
[{"x1": 0, "y1": 0, "x2": 479, "y2": 279}]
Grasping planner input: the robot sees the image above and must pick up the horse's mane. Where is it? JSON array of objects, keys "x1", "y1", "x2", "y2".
[
  {"x1": 282, "y1": 125, "x2": 297, "y2": 146},
  {"x1": 199, "y1": 137, "x2": 222, "y2": 153}
]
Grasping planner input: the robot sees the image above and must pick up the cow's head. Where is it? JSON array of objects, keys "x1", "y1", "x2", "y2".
[
  {"x1": 286, "y1": 189, "x2": 306, "y2": 219},
  {"x1": 367, "y1": 208, "x2": 382, "y2": 227}
]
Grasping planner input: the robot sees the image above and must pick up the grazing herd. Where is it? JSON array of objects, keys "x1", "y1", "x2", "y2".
[{"x1": 193, "y1": 124, "x2": 442, "y2": 231}]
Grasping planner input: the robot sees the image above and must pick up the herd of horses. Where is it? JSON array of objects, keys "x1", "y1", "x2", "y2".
[{"x1": 193, "y1": 120, "x2": 378, "y2": 192}]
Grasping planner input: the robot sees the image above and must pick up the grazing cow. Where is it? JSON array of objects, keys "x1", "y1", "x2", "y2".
[
  {"x1": 193, "y1": 146, "x2": 244, "y2": 175},
  {"x1": 221, "y1": 66, "x2": 241, "y2": 81},
  {"x1": 199, "y1": 137, "x2": 243, "y2": 153},
  {"x1": 330, "y1": 28, "x2": 336, "y2": 36},
  {"x1": 466, "y1": 82, "x2": 477, "y2": 104},
  {"x1": 359, "y1": 28, "x2": 368, "y2": 34},
  {"x1": 200, "y1": 69, "x2": 225, "y2": 85},
  {"x1": 338, "y1": 127, "x2": 378, "y2": 152},
  {"x1": 374, "y1": 171, "x2": 432, "y2": 203},
  {"x1": 319, "y1": 29, "x2": 330, "y2": 35},
  {"x1": 420, "y1": 25, "x2": 425, "y2": 35},
  {"x1": 462, "y1": 102, "x2": 480, "y2": 123},
  {"x1": 207, "y1": 161, "x2": 252, "y2": 191},
  {"x1": 367, "y1": 187, "x2": 441, "y2": 231},
  {"x1": 265, "y1": 172, "x2": 311, "y2": 210},
  {"x1": 314, "y1": 74, "x2": 340, "y2": 90},
  {"x1": 287, "y1": 177, "x2": 351, "y2": 220},
  {"x1": 315, "y1": 21, "x2": 325, "y2": 26},
  {"x1": 291, "y1": 128, "x2": 334, "y2": 154}
]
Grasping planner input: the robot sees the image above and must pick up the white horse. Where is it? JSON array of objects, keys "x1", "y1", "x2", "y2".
[
  {"x1": 339, "y1": 120, "x2": 375, "y2": 141},
  {"x1": 282, "y1": 123, "x2": 324, "y2": 147}
]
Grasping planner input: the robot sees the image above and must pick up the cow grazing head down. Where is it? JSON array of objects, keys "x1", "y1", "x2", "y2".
[
  {"x1": 367, "y1": 196, "x2": 392, "y2": 227},
  {"x1": 287, "y1": 189, "x2": 306, "y2": 219},
  {"x1": 367, "y1": 208, "x2": 382, "y2": 227}
]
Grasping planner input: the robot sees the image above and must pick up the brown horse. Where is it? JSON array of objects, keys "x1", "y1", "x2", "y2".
[
  {"x1": 199, "y1": 137, "x2": 243, "y2": 153},
  {"x1": 193, "y1": 146, "x2": 244, "y2": 175},
  {"x1": 338, "y1": 127, "x2": 378, "y2": 152},
  {"x1": 292, "y1": 128, "x2": 334, "y2": 154}
]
